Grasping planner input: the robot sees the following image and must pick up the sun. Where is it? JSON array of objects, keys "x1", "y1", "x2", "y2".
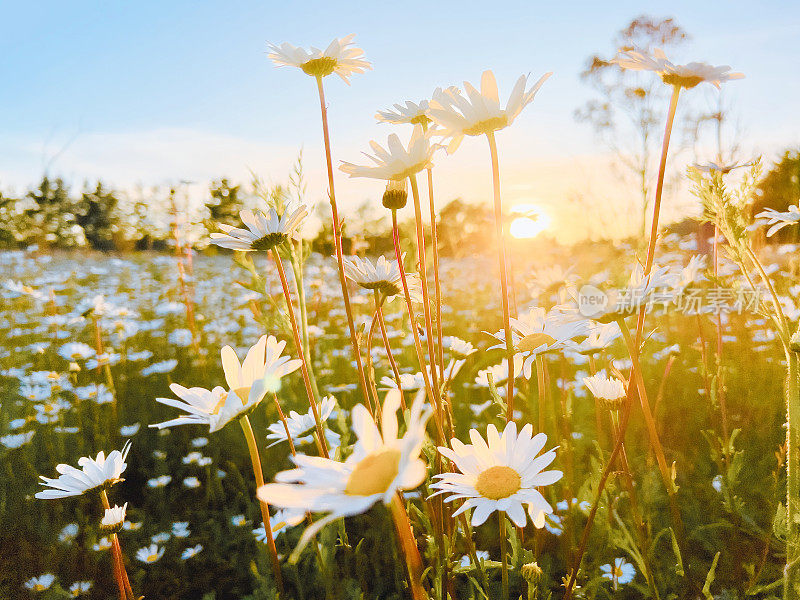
[{"x1": 509, "y1": 204, "x2": 551, "y2": 239}]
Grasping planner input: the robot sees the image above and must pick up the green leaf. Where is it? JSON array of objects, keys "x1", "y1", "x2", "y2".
[
  {"x1": 701, "y1": 551, "x2": 721, "y2": 600},
  {"x1": 669, "y1": 527, "x2": 685, "y2": 577}
]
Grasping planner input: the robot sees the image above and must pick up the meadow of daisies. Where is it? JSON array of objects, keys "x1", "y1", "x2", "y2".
[{"x1": 3, "y1": 35, "x2": 800, "y2": 600}]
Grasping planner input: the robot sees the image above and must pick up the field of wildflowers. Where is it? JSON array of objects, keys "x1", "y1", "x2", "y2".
[{"x1": 3, "y1": 33, "x2": 800, "y2": 600}]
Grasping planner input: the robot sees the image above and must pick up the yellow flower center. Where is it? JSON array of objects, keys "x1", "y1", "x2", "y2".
[
  {"x1": 516, "y1": 332, "x2": 556, "y2": 353},
  {"x1": 302, "y1": 57, "x2": 337, "y2": 78},
  {"x1": 344, "y1": 449, "x2": 401, "y2": 496},
  {"x1": 463, "y1": 115, "x2": 509, "y2": 136},
  {"x1": 234, "y1": 387, "x2": 250, "y2": 404},
  {"x1": 661, "y1": 73, "x2": 703, "y2": 89},
  {"x1": 475, "y1": 465, "x2": 521, "y2": 500}
]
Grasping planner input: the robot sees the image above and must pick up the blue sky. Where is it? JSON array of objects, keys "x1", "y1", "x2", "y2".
[{"x1": 1, "y1": 1, "x2": 798, "y2": 239}]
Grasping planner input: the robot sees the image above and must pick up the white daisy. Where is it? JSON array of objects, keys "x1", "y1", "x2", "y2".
[
  {"x1": 446, "y1": 336, "x2": 476, "y2": 358},
  {"x1": 376, "y1": 98, "x2": 432, "y2": 126},
  {"x1": 431, "y1": 422, "x2": 562, "y2": 528},
  {"x1": 151, "y1": 336, "x2": 300, "y2": 432},
  {"x1": 36, "y1": 441, "x2": 131, "y2": 499},
  {"x1": 583, "y1": 372, "x2": 626, "y2": 402},
  {"x1": 181, "y1": 544, "x2": 203, "y2": 560},
  {"x1": 68, "y1": 581, "x2": 93, "y2": 595},
  {"x1": 487, "y1": 307, "x2": 588, "y2": 378},
  {"x1": 693, "y1": 160, "x2": 752, "y2": 174},
  {"x1": 614, "y1": 47, "x2": 743, "y2": 89},
  {"x1": 474, "y1": 355, "x2": 524, "y2": 390},
  {"x1": 343, "y1": 254, "x2": 404, "y2": 296},
  {"x1": 756, "y1": 205, "x2": 800, "y2": 237},
  {"x1": 210, "y1": 203, "x2": 308, "y2": 252},
  {"x1": 339, "y1": 124, "x2": 436, "y2": 181},
  {"x1": 100, "y1": 502, "x2": 127, "y2": 532},
  {"x1": 428, "y1": 70, "x2": 551, "y2": 153},
  {"x1": 265, "y1": 395, "x2": 340, "y2": 449},
  {"x1": 267, "y1": 34, "x2": 371, "y2": 83},
  {"x1": 24, "y1": 573, "x2": 56, "y2": 591},
  {"x1": 135, "y1": 543, "x2": 165, "y2": 564},
  {"x1": 257, "y1": 390, "x2": 431, "y2": 546},
  {"x1": 573, "y1": 322, "x2": 620, "y2": 354}
]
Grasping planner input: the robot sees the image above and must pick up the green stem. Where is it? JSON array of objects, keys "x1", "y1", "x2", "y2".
[
  {"x1": 391, "y1": 211, "x2": 445, "y2": 443},
  {"x1": 786, "y1": 352, "x2": 800, "y2": 598},
  {"x1": 272, "y1": 253, "x2": 328, "y2": 458},
  {"x1": 314, "y1": 75, "x2": 371, "y2": 405},
  {"x1": 486, "y1": 130, "x2": 515, "y2": 421},
  {"x1": 499, "y1": 511, "x2": 509, "y2": 600},
  {"x1": 408, "y1": 175, "x2": 441, "y2": 398},
  {"x1": 240, "y1": 416, "x2": 285, "y2": 596}
]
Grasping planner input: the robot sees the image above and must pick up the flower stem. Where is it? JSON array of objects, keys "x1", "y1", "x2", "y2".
[
  {"x1": 240, "y1": 416, "x2": 284, "y2": 596},
  {"x1": 390, "y1": 494, "x2": 428, "y2": 600},
  {"x1": 408, "y1": 176, "x2": 441, "y2": 396},
  {"x1": 376, "y1": 294, "x2": 405, "y2": 410},
  {"x1": 643, "y1": 85, "x2": 680, "y2": 274},
  {"x1": 272, "y1": 253, "x2": 329, "y2": 458},
  {"x1": 314, "y1": 75, "x2": 370, "y2": 405},
  {"x1": 499, "y1": 511, "x2": 509, "y2": 600},
  {"x1": 486, "y1": 130, "x2": 515, "y2": 421},
  {"x1": 618, "y1": 318, "x2": 686, "y2": 544},
  {"x1": 786, "y1": 351, "x2": 800, "y2": 598},
  {"x1": 100, "y1": 490, "x2": 134, "y2": 600},
  {"x1": 391, "y1": 211, "x2": 445, "y2": 443},
  {"x1": 420, "y1": 122, "x2": 446, "y2": 383}
]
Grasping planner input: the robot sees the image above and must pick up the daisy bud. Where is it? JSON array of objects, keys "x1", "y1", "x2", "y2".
[
  {"x1": 382, "y1": 179, "x2": 408, "y2": 210},
  {"x1": 522, "y1": 562, "x2": 543, "y2": 599},
  {"x1": 791, "y1": 332, "x2": 800, "y2": 353}
]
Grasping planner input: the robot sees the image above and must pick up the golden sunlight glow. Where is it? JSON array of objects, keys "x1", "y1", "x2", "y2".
[{"x1": 509, "y1": 204, "x2": 551, "y2": 239}]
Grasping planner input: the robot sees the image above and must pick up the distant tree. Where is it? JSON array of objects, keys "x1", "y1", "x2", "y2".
[
  {"x1": 74, "y1": 182, "x2": 120, "y2": 251},
  {"x1": 23, "y1": 176, "x2": 84, "y2": 248},
  {"x1": 205, "y1": 178, "x2": 243, "y2": 233},
  {"x1": 754, "y1": 149, "x2": 800, "y2": 243},
  {"x1": 576, "y1": 15, "x2": 689, "y2": 240},
  {"x1": 437, "y1": 198, "x2": 493, "y2": 258},
  {"x1": 0, "y1": 192, "x2": 21, "y2": 247}
]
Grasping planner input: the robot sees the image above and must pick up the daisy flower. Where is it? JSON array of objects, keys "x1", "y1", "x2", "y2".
[
  {"x1": 181, "y1": 544, "x2": 203, "y2": 560},
  {"x1": 487, "y1": 307, "x2": 588, "y2": 378},
  {"x1": 573, "y1": 322, "x2": 620, "y2": 354},
  {"x1": 756, "y1": 205, "x2": 800, "y2": 237},
  {"x1": 69, "y1": 581, "x2": 93, "y2": 596},
  {"x1": 210, "y1": 203, "x2": 308, "y2": 252},
  {"x1": 446, "y1": 336, "x2": 476, "y2": 358},
  {"x1": 36, "y1": 441, "x2": 131, "y2": 499},
  {"x1": 267, "y1": 34, "x2": 371, "y2": 83},
  {"x1": 151, "y1": 336, "x2": 300, "y2": 432},
  {"x1": 340, "y1": 124, "x2": 436, "y2": 182},
  {"x1": 376, "y1": 98, "x2": 432, "y2": 126},
  {"x1": 265, "y1": 395, "x2": 340, "y2": 449},
  {"x1": 100, "y1": 502, "x2": 127, "y2": 533},
  {"x1": 343, "y1": 254, "x2": 404, "y2": 296},
  {"x1": 693, "y1": 160, "x2": 752, "y2": 174},
  {"x1": 135, "y1": 544, "x2": 165, "y2": 564},
  {"x1": 24, "y1": 573, "x2": 56, "y2": 591},
  {"x1": 57, "y1": 342, "x2": 95, "y2": 361},
  {"x1": 257, "y1": 390, "x2": 431, "y2": 547},
  {"x1": 614, "y1": 47, "x2": 743, "y2": 89},
  {"x1": 431, "y1": 422, "x2": 562, "y2": 528},
  {"x1": 583, "y1": 372, "x2": 626, "y2": 405},
  {"x1": 428, "y1": 70, "x2": 551, "y2": 153},
  {"x1": 474, "y1": 355, "x2": 524, "y2": 391},
  {"x1": 600, "y1": 557, "x2": 636, "y2": 588}
]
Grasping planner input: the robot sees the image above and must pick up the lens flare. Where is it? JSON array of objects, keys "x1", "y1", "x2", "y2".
[{"x1": 509, "y1": 204, "x2": 551, "y2": 239}]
